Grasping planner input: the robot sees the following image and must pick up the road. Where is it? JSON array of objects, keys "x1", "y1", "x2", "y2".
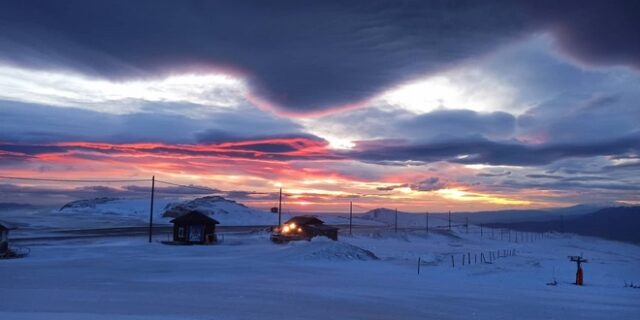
[{"x1": 13, "y1": 224, "x2": 451, "y2": 242}]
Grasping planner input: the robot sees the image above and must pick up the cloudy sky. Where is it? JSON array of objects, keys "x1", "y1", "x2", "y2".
[{"x1": 0, "y1": 0, "x2": 639, "y2": 211}]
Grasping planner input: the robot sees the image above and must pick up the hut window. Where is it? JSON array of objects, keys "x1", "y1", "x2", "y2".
[{"x1": 178, "y1": 227, "x2": 185, "y2": 238}]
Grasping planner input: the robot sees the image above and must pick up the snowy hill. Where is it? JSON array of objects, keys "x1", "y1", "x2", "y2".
[
  {"x1": 162, "y1": 196, "x2": 281, "y2": 226},
  {"x1": 58, "y1": 197, "x2": 173, "y2": 218}
]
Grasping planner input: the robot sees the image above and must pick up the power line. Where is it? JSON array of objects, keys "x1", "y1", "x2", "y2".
[
  {"x1": 155, "y1": 179, "x2": 270, "y2": 195},
  {"x1": 155, "y1": 179, "x2": 220, "y2": 192},
  {"x1": 0, "y1": 175, "x2": 150, "y2": 183},
  {"x1": 0, "y1": 175, "x2": 400, "y2": 202}
]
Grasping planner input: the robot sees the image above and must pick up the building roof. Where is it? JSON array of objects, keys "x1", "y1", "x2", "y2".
[
  {"x1": 285, "y1": 216, "x2": 325, "y2": 226},
  {"x1": 170, "y1": 211, "x2": 220, "y2": 225},
  {"x1": 0, "y1": 220, "x2": 16, "y2": 230}
]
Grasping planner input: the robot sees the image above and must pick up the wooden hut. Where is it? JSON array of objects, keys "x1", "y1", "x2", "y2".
[
  {"x1": 170, "y1": 211, "x2": 219, "y2": 244},
  {"x1": 0, "y1": 220, "x2": 16, "y2": 255}
]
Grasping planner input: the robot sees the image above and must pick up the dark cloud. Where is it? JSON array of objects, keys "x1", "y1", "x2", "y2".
[
  {"x1": 376, "y1": 183, "x2": 408, "y2": 191},
  {"x1": 0, "y1": 0, "x2": 531, "y2": 114},
  {"x1": 316, "y1": 108, "x2": 516, "y2": 142},
  {"x1": 477, "y1": 171, "x2": 511, "y2": 177},
  {"x1": 375, "y1": 177, "x2": 446, "y2": 192},
  {"x1": 528, "y1": 0, "x2": 640, "y2": 69},
  {"x1": 410, "y1": 177, "x2": 446, "y2": 191},
  {"x1": 0, "y1": 100, "x2": 305, "y2": 144},
  {"x1": 1, "y1": 1, "x2": 636, "y2": 114},
  {"x1": 347, "y1": 133, "x2": 640, "y2": 166}
]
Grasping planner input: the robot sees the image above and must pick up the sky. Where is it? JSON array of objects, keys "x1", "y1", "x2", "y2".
[{"x1": 0, "y1": 0, "x2": 639, "y2": 212}]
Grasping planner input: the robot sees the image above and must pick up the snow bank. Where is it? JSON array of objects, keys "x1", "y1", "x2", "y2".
[{"x1": 284, "y1": 238, "x2": 379, "y2": 261}]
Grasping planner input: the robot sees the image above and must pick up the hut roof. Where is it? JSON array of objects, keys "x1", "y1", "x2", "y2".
[
  {"x1": 285, "y1": 216, "x2": 325, "y2": 226},
  {"x1": 170, "y1": 211, "x2": 220, "y2": 225},
  {"x1": 0, "y1": 220, "x2": 16, "y2": 230}
]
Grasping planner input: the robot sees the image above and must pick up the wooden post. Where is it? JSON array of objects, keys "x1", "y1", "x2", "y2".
[
  {"x1": 418, "y1": 257, "x2": 421, "y2": 274},
  {"x1": 395, "y1": 208, "x2": 398, "y2": 233},
  {"x1": 448, "y1": 210, "x2": 451, "y2": 230},
  {"x1": 148, "y1": 175, "x2": 155, "y2": 243},
  {"x1": 474, "y1": 254, "x2": 477, "y2": 264},
  {"x1": 349, "y1": 201, "x2": 353, "y2": 236},
  {"x1": 451, "y1": 255, "x2": 455, "y2": 268},
  {"x1": 468, "y1": 252, "x2": 471, "y2": 264},
  {"x1": 278, "y1": 187, "x2": 282, "y2": 226},
  {"x1": 425, "y1": 211, "x2": 429, "y2": 233}
]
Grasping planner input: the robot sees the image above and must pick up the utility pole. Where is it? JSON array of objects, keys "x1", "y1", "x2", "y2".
[
  {"x1": 465, "y1": 217, "x2": 469, "y2": 233},
  {"x1": 425, "y1": 211, "x2": 429, "y2": 233},
  {"x1": 278, "y1": 188, "x2": 283, "y2": 226},
  {"x1": 395, "y1": 208, "x2": 398, "y2": 233},
  {"x1": 448, "y1": 211, "x2": 451, "y2": 230},
  {"x1": 349, "y1": 201, "x2": 353, "y2": 235},
  {"x1": 148, "y1": 175, "x2": 155, "y2": 243}
]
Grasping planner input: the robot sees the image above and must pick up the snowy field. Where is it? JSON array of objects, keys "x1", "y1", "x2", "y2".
[{"x1": 2, "y1": 222, "x2": 640, "y2": 319}]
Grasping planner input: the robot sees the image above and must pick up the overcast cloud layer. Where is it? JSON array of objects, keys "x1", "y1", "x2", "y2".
[{"x1": 0, "y1": 1, "x2": 639, "y2": 210}]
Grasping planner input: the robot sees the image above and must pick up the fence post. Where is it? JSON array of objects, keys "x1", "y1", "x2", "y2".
[
  {"x1": 418, "y1": 257, "x2": 421, "y2": 274},
  {"x1": 451, "y1": 255, "x2": 455, "y2": 268}
]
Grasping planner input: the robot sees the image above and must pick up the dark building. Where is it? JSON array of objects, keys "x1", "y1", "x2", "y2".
[
  {"x1": 0, "y1": 220, "x2": 16, "y2": 256},
  {"x1": 170, "y1": 211, "x2": 220, "y2": 244},
  {"x1": 271, "y1": 216, "x2": 339, "y2": 243}
]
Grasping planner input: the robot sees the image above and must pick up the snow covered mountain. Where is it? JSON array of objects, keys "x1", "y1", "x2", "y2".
[
  {"x1": 55, "y1": 196, "x2": 281, "y2": 226},
  {"x1": 58, "y1": 197, "x2": 172, "y2": 218},
  {"x1": 162, "y1": 196, "x2": 281, "y2": 226}
]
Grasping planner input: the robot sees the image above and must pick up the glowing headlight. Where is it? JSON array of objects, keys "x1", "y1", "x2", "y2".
[
  {"x1": 282, "y1": 225, "x2": 290, "y2": 233},
  {"x1": 290, "y1": 223, "x2": 297, "y2": 229}
]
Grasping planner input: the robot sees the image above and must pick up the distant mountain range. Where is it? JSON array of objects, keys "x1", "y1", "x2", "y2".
[
  {"x1": 485, "y1": 206, "x2": 640, "y2": 244},
  {"x1": 357, "y1": 204, "x2": 640, "y2": 244},
  {"x1": 0, "y1": 202, "x2": 39, "y2": 211}
]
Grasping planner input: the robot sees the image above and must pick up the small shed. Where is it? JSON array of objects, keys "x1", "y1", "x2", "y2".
[
  {"x1": 271, "y1": 216, "x2": 339, "y2": 243},
  {"x1": 170, "y1": 211, "x2": 220, "y2": 244},
  {"x1": 0, "y1": 220, "x2": 16, "y2": 254}
]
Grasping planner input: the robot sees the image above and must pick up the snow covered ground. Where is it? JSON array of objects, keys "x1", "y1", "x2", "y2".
[{"x1": 2, "y1": 222, "x2": 639, "y2": 319}]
